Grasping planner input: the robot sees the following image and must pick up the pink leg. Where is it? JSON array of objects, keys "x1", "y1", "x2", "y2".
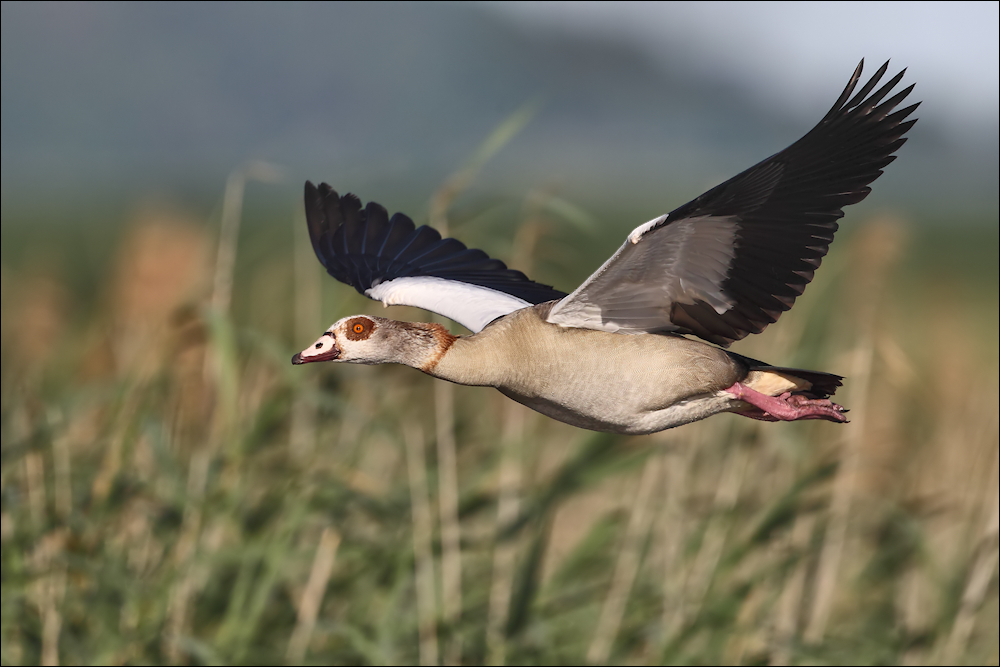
[{"x1": 724, "y1": 382, "x2": 848, "y2": 423}]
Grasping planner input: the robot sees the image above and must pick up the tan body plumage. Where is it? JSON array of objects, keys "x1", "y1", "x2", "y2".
[
  {"x1": 297, "y1": 305, "x2": 825, "y2": 435},
  {"x1": 432, "y1": 305, "x2": 742, "y2": 434}
]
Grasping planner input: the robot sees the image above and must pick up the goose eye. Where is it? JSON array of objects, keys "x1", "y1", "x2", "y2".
[{"x1": 345, "y1": 317, "x2": 375, "y2": 341}]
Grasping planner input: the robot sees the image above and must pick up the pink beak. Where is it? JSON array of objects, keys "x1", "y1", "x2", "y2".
[{"x1": 291, "y1": 340, "x2": 340, "y2": 365}]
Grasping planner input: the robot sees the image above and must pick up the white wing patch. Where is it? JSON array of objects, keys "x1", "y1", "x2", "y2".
[
  {"x1": 627, "y1": 214, "x2": 668, "y2": 244},
  {"x1": 366, "y1": 276, "x2": 531, "y2": 333},
  {"x1": 547, "y1": 215, "x2": 739, "y2": 333}
]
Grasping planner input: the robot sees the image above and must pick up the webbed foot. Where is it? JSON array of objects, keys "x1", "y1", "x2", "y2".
[{"x1": 724, "y1": 383, "x2": 848, "y2": 423}]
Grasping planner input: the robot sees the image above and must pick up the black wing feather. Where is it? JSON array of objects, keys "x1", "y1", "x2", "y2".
[
  {"x1": 655, "y1": 60, "x2": 918, "y2": 346},
  {"x1": 304, "y1": 183, "x2": 568, "y2": 305}
]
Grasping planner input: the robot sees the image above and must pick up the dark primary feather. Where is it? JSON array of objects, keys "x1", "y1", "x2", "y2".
[
  {"x1": 304, "y1": 182, "x2": 568, "y2": 304},
  {"x1": 652, "y1": 59, "x2": 919, "y2": 346}
]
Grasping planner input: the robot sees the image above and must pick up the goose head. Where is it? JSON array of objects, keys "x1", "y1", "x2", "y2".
[{"x1": 291, "y1": 314, "x2": 456, "y2": 370}]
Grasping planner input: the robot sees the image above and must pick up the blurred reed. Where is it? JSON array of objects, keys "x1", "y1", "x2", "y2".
[
  {"x1": 405, "y1": 424, "x2": 439, "y2": 667},
  {"x1": 1, "y1": 168, "x2": 997, "y2": 665}
]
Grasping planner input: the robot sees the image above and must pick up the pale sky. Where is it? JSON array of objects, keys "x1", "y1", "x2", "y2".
[{"x1": 489, "y1": 1, "x2": 1000, "y2": 138}]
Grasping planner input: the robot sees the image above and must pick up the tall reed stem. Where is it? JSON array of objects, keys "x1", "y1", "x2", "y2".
[
  {"x1": 588, "y1": 453, "x2": 662, "y2": 664},
  {"x1": 405, "y1": 424, "x2": 439, "y2": 667},
  {"x1": 486, "y1": 401, "x2": 525, "y2": 666}
]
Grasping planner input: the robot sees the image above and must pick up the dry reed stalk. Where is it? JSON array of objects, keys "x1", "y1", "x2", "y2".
[
  {"x1": 682, "y1": 440, "x2": 750, "y2": 623},
  {"x1": 435, "y1": 380, "x2": 464, "y2": 666},
  {"x1": 29, "y1": 529, "x2": 67, "y2": 667},
  {"x1": 804, "y1": 337, "x2": 873, "y2": 644},
  {"x1": 941, "y1": 446, "x2": 999, "y2": 663},
  {"x1": 52, "y1": 429, "x2": 72, "y2": 520},
  {"x1": 904, "y1": 380, "x2": 996, "y2": 664},
  {"x1": 208, "y1": 169, "x2": 245, "y2": 319},
  {"x1": 41, "y1": 573, "x2": 65, "y2": 666},
  {"x1": 166, "y1": 307, "x2": 211, "y2": 449},
  {"x1": 426, "y1": 110, "x2": 540, "y2": 663},
  {"x1": 954, "y1": 388, "x2": 1000, "y2": 553},
  {"x1": 349, "y1": 430, "x2": 402, "y2": 498},
  {"x1": 722, "y1": 441, "x2": 787, "y2": 664},
  {"x1": 486, "y1": 400, "x2": 526, "y2": 667},
  {"x1": 915, "y1": 327, "x2": 984, "y2": 584},
  {"x1": 336, "y1": 379, "x2": 377, "y2": 463},
  {"x1": 805, "y1": 218, "x2": 904, "y2": 643},
  {"x1": 99, "y1": 211, "x2": 213, "y2": 522},
  {"x1": 769, "y1": 513, "x2": 816, "y2": 666},
  {"x1": 429, "y1": 103, "x2": 536, "y2": 232},
  {"x1": 90, "y1": 394, "x2": 141, "y2": 503},
  {"x1": 541, "y1": 475, "x2": 621, "y2": 584},
  {"x1": 122, "y1": 502, "x2": 160, "y2": 578},
  {"x1": 898, "y1": 566, "x2": 930, "y2": 666},
  {"x1": 286, "y1": 527, "x2": 342, "y2": 664},
  {"x1": 404, "y1": 424, "x2": 439, "y2": 667},
  {"x1": 726, "y1": 579, "x2": 772, "y2": 665},
  {"x1": 163, "y1": 448, "x2": 212, "y2": 663},
  {"x1": 288, "y1": 380, "x2": 317, "y2": 460},
  {"x1": 201, "y1": 166, "x2": 274, "y2": 497},
  {"x1": 482, "y1": 193, "x2": 548, "y2": 667},
  {"x1": 660, "y1": 434, "x2": 698, "y2": 640},
  {"x1": 24, "y1": 450, "x2": 46, "y2": 528},
  {"x1": 428, "y1": 179, "x2": 464, "y2": 666},
  {"x1": 117, "y1": 503, "x2": 156, "y2": 642},
  {"x1": 291, "y1": 204, "x2": 321, "y2": 460},
  {"x1": 208, "y1": 163, "x2": 281, "y2": 315},
  {"x1": 204, "y1": 162, "x2": 281, "y2": 381},
  {"x1": 587, "y1": 453, "x2": 662, "y2": 664},
  {"x1": 426, "y1": 152, "x2": 463, "y2": 661}
]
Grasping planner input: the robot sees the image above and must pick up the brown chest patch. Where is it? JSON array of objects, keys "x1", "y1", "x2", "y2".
[
  {"x1": 344, "y1": 316, "x2": 376, "y2": 341},
  {"x1": 419, "y1": 323, "x2": 457, "y2": 372}
]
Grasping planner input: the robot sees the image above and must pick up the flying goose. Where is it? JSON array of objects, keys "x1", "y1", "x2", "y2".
[{"x1": 292, "y1": 60, "x2": 917, "y2": 435}]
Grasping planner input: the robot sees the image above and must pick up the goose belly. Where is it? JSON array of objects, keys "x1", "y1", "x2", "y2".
[
  {"x1": 498, "y1": 385, "x2": 738, "y2": 435},
  {"x1": 491, "y1": 324, "x2": 744, "y2": 435}
]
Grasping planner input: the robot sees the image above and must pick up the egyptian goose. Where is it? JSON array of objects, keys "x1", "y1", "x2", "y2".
[{"x1": 292, "y1": 60, "x2": 917, "y2": 435}]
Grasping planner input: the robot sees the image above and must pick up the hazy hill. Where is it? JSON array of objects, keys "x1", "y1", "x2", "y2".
[{"x1": 2, "y1": 2, "x2": 996, "y2": 220}]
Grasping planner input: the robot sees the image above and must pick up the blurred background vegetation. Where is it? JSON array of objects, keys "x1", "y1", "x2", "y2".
[{"x1": 2, "y1": 3, "x2": 997, "y2": 665}]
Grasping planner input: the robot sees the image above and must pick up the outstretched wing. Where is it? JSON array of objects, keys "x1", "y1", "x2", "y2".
[
  {"x1": 546, "y1": 60, "x2": 919, "y2": 346},
  {"x1": 305, "y1": 182, "x2": 567, "y2": 332}
]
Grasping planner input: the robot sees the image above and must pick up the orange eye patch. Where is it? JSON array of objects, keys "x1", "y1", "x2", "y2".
[{"x1": 344, "y1": 317, "x2": 375, "y2": 341}]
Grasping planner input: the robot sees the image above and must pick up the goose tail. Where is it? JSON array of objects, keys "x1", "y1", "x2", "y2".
[{"x1": 728, "y1": 352, "x2": 843, "y2": 399}]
